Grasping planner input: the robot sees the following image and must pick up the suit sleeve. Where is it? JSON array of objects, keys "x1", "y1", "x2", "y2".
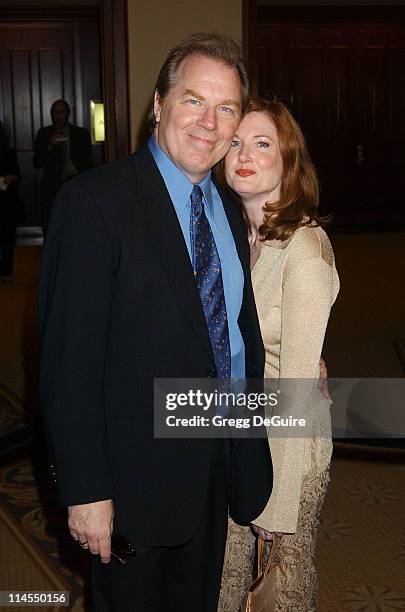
[
  {"x1": 3, "y1": 149, "x2": 20, "y2": 177},
  {"x1": 81, "y1": 129, "x2": 92, "y2": 171},
  {"x1": 253, "y1": 256, "x2": 334, "y2": 533},
  {"x1": 33, "y1": 128, "x2": 50, "y2": 170},
  {"x1": 39, "y1": 177, "x2": 116, "y2": 505}
]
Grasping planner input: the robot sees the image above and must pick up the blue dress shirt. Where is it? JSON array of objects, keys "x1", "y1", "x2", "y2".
[{"x1": 148, "y1": 136, "x2": 245, "y2": 378}]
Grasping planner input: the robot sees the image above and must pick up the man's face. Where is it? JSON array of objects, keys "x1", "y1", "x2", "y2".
[
  {"x1": 154, "y1": 55, "x2": 242, "y2": 183},
  {"x1": 51, "y1": 102, "x2": 69, "y2": 129}
]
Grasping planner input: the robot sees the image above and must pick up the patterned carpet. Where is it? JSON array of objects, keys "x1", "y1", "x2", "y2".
[
  {"x1": 0, "y1": 384, "x2": 27, "y2": 436},
  {"x1": 316, "y1": 451, "x2": 405, "y2": 611},
  {"x1": 0, "y1": 501, "x2": 70, "y2": 612},
  {"x1": 0, "y1": 383, "x2": 34, "y2": 456},
  {"x1": 0, "y1": 387, "x2": 89, "y2": 610}
]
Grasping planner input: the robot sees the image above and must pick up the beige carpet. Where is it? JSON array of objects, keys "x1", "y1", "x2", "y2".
[
  {"x1": 316, "y1": 453, "x2": 405, "y2": 611},
  {"x1": 324, "y1": 233, "x2": 405, "y2": 378},
  {"x1": 0, "y1": 246, "x2": 40, "y2": 406}
]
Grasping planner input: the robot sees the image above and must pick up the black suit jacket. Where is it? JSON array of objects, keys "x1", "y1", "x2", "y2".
[
  {"x1": 39, "y1": 144, "x2": 272, "y2": 546},
  {"x1": 33, "y1": 123, "x2": 92, "y2": 204},
  {"x1": 0, "y1": 147, "x2": 20, "y2": 207}
]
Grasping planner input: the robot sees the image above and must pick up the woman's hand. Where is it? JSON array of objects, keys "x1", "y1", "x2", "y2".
[
  {"x1": 251, "y1": 524, "x2": 283, "y2": 542},
  {"x1": 318, "y1": 357, "x2": 331, "y2": 401}
]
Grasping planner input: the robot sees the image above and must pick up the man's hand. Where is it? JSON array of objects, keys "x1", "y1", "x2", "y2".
[
  {"x1": 50, "y1": 132, "x2": 67, "y2": 146},
  {"x1": 68, "y1": 499, "x2": 114, "y2": 563},
  {"x1": 318, "y1": 357, "x2": 331, "y2": 401}
]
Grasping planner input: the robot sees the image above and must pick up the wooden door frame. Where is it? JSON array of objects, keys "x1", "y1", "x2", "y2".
[
  {"x1": 0, "y1": 2, "x2": 130, "y2": 161},
  {"x1": 99, "y1": 0, "x2": 130, "y2": 160}
]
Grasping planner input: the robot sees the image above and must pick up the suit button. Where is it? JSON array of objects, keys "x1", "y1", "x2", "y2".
[
  {"x1": 205, "y1": 368, "x2": 216, "y2": 378},
  {"x1": 49, "y1": 464, "x2": 57, "y2": 484}
]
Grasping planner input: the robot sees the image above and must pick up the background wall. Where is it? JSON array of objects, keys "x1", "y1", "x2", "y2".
[{"x1": 127, "y1": 0, "x2": 242, "y2": 150}]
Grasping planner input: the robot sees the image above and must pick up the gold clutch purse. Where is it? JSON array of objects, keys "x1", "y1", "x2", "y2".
[{"x1": 243, "y1": 537, "x2": 278, "y2": 612}]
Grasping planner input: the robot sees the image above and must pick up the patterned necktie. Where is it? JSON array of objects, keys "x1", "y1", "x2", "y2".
[{"x1": 190, "y1": 185, "x2": 231, "y2": 378}]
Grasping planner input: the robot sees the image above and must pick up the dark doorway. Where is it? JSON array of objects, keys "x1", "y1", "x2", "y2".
[
  {"x1": 0, "y1": 0, "x2": 129, "y2": 232},
  {"x1": 0, "y1": 6, "x2": 103, "y2": 227},
  {"x1": 244, "y1": 3, "x2": 405, "y2": 230}
]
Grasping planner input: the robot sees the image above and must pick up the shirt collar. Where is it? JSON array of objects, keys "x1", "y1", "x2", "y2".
[{"x1": 148, "y1": 136, "x2": 214, "y2": 217}]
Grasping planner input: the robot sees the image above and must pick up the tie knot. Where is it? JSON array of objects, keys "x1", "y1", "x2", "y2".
[{"x1": 190, "y1": 185, "x2": 203, "y2": 206}]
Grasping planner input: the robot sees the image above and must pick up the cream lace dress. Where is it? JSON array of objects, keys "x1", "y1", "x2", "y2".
[{"x1": 219, "y1": 225, "x2": 339, "y2": 612}]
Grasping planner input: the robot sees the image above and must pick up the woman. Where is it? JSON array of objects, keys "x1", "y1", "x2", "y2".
[
  {"x1": 218, "y1": 99, "x2": 339, "y2": 611},
  {"x1": 0, "y1": 121, "x2": 20, "y2": 282}
]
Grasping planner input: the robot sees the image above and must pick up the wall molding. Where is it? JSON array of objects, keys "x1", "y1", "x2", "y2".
[{"x1": 99, "y1": 0, "x2": 130, "y2": 160}]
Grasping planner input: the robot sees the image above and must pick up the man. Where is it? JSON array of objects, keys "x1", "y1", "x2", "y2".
[
  {"x1": 33, "y1": 99, "x2": 92, "y2": 237},
  {"x1": 39, "y1": 34, "x2": 272, "y2": 611}
]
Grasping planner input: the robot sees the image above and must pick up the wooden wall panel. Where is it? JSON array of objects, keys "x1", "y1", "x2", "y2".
[
  {"x1": 390, "y1": 47, "x2": 405, "y2": 145},
  {"x1": 324, "y1": 46, "x2": 352, "y2": 161},
  {"x1": 361, "y1": 47, "x2": 386, "y2": 141},
  {"x1": 38, "y1": 50, "x2": 64, "y2": 119},
  {"x1": 10, "y1": 50, "x2": 33, "y2": 151},
  {"x1": 295, "y1": 45, "x2": 324, "y2": 160},
  {"x1": 244, "y1": 4, "x2": 405, "y2": 228}
]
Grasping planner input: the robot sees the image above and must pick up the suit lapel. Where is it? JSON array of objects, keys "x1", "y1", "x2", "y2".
[
  {"x1": 133, "y1": 145, "x2": 214, "y2": 363},
  {"x1": 214, "y1": 179, "x2": 265, "y2": 377},
  {"x1": 214, "y1": 179, "x2": 251, "y2": 279}
]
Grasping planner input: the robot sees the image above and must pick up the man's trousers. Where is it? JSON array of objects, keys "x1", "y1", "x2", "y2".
[{"x1": 91, "y1": 438, "x2": 231, "y2": 612}]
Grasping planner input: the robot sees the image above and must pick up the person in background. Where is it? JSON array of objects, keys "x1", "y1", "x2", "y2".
[
  {"x1": 33, "y1": 99, "x2": 92, "y2": 238},
  {"x1": 0, "y1": 121, "x2": 20, "y2": 283},
  {"x1": 218, "y1": 98, "x2": 339, "y2": 612}
]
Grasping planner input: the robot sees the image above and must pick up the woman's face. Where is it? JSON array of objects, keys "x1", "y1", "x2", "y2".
[{"x1": 225, "y1": 111, "x2": 283, "y2": 201}]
